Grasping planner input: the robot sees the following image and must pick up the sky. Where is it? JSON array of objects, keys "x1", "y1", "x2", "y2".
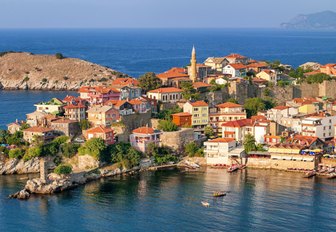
[{"x1": 1, "y1": 0, "x2": 335, "y2": 28}]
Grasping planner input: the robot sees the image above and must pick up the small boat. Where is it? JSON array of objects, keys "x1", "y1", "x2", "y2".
[
  {"x1": 327, "y1": 173, "x2": 336, "y2": 179},
  {"x1": 227, "y1": 165, "x2": 239, "y2": 173},
  {"x1": 213, "y1": 191, "x2": 226, "y2": 197},
  {"x1": 304, "y1": 171, "x2": 316, "y2": 178},
  {"x1": 201, "y1": 201, "x2": 210, "y2": 207}
]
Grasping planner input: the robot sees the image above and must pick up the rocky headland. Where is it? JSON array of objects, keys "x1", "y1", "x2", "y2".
[{"x1": 0, "y1": 52, "x2": 126, "y2": 90}]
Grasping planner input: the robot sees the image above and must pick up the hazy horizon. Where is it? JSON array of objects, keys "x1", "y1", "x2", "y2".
[{"x1": 1, "y1": 0, "x2": 335, "y2": 29}]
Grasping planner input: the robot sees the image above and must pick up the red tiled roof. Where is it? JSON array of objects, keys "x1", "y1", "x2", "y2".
[
  {"x1": 51, "y1": 118, "x2": 77, "y2": 124},
  {"x1": 189, "y1": 101, "x2": 208, "y2": 107},
  {"x1": 252, "y1": 78, "x2": 268, "y2": 83},
  {"x1": 78, "y1": 86, "x2": 120, "y2": 94},
  {"x1": 226, "y1": 53, "x2": 246, "y2": 59},
  {"x1": 216, "y1": 102, "x2": 242, "y2": 108},
  {"x1": 208, "y1": 138, "x2": 235, "y2": 143},
  {"x1": 86, "y1": 126, "x2": 114, "y2": 134},
  {"x1": 132, "y1": 127, "x2": 155, "y2": 134},
  {"x1": 148, "y1": 87, "x2": 183, "y2": 93},
  {"x1": 222, "y1": 119, "x2": 253, "y2": 128},
  {"x1": 105, "y1": 100, "x2": 128, "y2": 107},
  {"x1": 129, "y1": 99, "x2": 145, "y2": 105},
  {"x1": 228, "y1": 63, "x2": 247, "y2": 70},
  {"x1": 111, "y1": 78, "x2": 139, "y2": 87},
  {"x1": 157, "y1": 67, "x2": 189, "y2": 79},
  {"x1": 64, "y1": 104, "x2": 86, "y2": 109},
  {"x1": 192, "y1": 82, "x2": 212, "y2": 89}
]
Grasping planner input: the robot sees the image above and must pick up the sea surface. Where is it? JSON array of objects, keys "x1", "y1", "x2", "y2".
[
  {"x1": 1, "y1": 29, "x2": 336, "y2": 231},
  {"x1": 1, "y1": 169, "x2": 336, "y2": 232}
]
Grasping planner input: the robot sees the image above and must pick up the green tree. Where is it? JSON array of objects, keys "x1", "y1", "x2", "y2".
[
  {"x1": 184, "y1": 142, "x2": 203, "y2": 157},
  {"x1": 23, "y1": 145, "x2": 43, "y2": 161},
  {"x1": 79, "y1": 119, "x2": 91, "y2": 130},
  {"x1": 243, "y1": 134, "x2": 257, "y2": 153},
  {"x1": 244, "y1": 97, "x2": 274, "y2": 117},
  {"x1": 61, "y1": 143, "x2": 80, "y2": 158},
  {"x1": 109, "y1": 142, "x2": 142, "y2": 168},
  {"x1": 138, "y1": 72, "x2": 162, "y2": 91},
  {"x1": 54, "y1": 164, "x2": 72, "y2": 175},
  {"x1": 156, "y1": 106, "x2": 182, "y2": 120},
  {"x1": 180, "y1": 81, "x2": 200, "y2": 100},
  {"x1": 158, "y1": 119, "x2": 178, "y2": 132},
  {"x1": 305, "y1": 73, "x2": 332, "y2": 84},
  {"x1": 204, "y1": 126, "x2": 214, "y2": 139},
  {"x1": 78, "y1": 138, "x2": 108, "y2": 162},
  {"x1": 263, "y1": 88, "x2": 271, "y2": 97}
]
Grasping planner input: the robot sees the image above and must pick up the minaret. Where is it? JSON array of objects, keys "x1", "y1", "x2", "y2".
[{"x1": 190, "y1": 45, "x2": 197, "y2": 82}]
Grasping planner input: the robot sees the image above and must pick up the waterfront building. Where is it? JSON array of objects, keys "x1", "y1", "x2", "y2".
[
  {"x1": 172, "y1": 112, "x2": 192, "y2": 127},
  {"x1": 223, "y1": 64, "x2": 247, "y2": 77},
  {"x1": 204, "y1": 138, "x2": 245, "y2": 165},
  {"x1": 50, "y1": 118, "x2": 80, "y2": 138},
  {"x1": 183, "y1": 101, "x2": 209, "y2": 131},
  {"x1": 87, "y1": 105, "x2": 120, "y2": 127},
  {"x1": 147, "y1": 87, "x2": 183, "y2": 103},
  {"x1": 209, "y1": 102, "x2": 247, "y2": 136},
  {"x1": 23, "y1": 126, "x2": 55, "y2": 143},
  {"x1": 130, "y1": 126, "x2": 161, "y2": 153},
  {"x1": 204, "y1": 57, "x2": 229, "y2": 72},
  {"x1": 7, "y1": 120, "x2": 24, "y2": 134},
  {"x1": 222, "y1": 117, "x2": 270, "y2": 144},
  {"x1": 64, "y1": 103, "x2": 87, "y2": 121},
  {"x1": 84, "y1": 126, "x2": 115, "y2": 145},
  {"x1": 301, "y1": 114, "x2": 336, "y2": 141},
  {"x1": 34, "y1": 98, "x2": 65, "y2": 115}
]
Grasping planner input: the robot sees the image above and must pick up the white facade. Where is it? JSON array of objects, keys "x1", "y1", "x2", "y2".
[
  {"x1": 204, "y1": 139, "x2": 244, "y2": 165},
  {"x1": 266, "y1": 107, "x2": 299, "y2": 124},
  {"x1": 301, "y1": 116, "x2": 336, "y2": 140}
]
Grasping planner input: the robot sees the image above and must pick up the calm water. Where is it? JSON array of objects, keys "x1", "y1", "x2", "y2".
[
  {"x1": 0, "y1": 29, "x2": 336, "y2": 77},
  {"x1": 1, "y1": 169, "x2": 335, "y2": 231},
  {"x1": 1, "y1": 29, "x2": 336, "y2": 231}
]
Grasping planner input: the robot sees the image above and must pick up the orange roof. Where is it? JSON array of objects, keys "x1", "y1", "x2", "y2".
[
  {"x1": 192, "y1": 82, "x2": 212, "y2": 89},
  {"x1": 78, "y1": 86, "x2": 120, "y2": 94},
  {"x1": 105, "y1": 100, "x2": 128, "y2": 107},
  {"x1": 64, "y1": 104, "x2": 86, "y2": 109},
  {"x1": 86, "y1": 126, "x2": 114, "y2": 134},
  {"x1": 111, "y1": 78, "x2": 139, "y2": 87},
  {"x1": 222, "y1": 119, "x2": 253, "y2": 128},
  {"x1": 132, "y1": 127, "x2": 156, "y2": 134},
  {"x1": 157, "y1": 67, "x2": 188, "y2": 79},
  {"x1": 247, "y1": 62, "x2": 268, "y2": 68},
  {"x1": 226, "y1": 53, "x2": 246, "y2": 59},
  {"x1": 273, "y1": 105, "x2": 289, "y2": 110},
  {"x1": 228, "y1": 63, "x2": 247, "y2": 70},
  {"x1": 129, "y1": 99, "x2": 145, "y2": 105},
  {"x1": 148, "y1": 87, "x2": 182, "y2": 94},
  {"x1": 208, "y1": 138, "x2": 235, "y2": 143},
  {"x1": 172, "y1": 112, "x2": 192, "y2": 117},
  {"x1": 216, "y1": 102, "x2": 242, "y2": 108},
  {"x1": 24, "y1": 126, "x2": 53, "y2": 133},
  {"x1": 252, "y1": 77, "x2": 268, "y2": 83},
  {"x1": 189, "y1": 101, "x2": 208, "y2": 107},
  {"x1": 261, "y1": 69, "x2": 275, "y2": 75},
  {"x1": 251, "y1": 115, "x2": 267, "y2": 121}
]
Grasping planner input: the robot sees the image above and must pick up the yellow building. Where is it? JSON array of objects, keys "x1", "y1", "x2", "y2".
[
  {"x1": 256, "y1": 69, "x2": 277, "y2": 83},
  {"x1": 183, "y1": 101, "x2": 209, "y2": 130},
  {"x1": 299, "y1": 104, "x2": 318, "y2": 114},
  {"x1": 87, "y1": 105, "x2": 119, "y2": 127}
]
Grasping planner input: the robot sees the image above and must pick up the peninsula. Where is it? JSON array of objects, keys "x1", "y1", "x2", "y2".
[{"x1": 0, "y1": 52, "x2": 126, "y2": 90}]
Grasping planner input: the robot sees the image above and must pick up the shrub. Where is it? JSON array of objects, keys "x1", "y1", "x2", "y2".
[
  {"x1": 109, "y1": 142, "x2": 142, "y2": 168},
  {"x1": 61, "y1": 143, "x2": 80, "y2": 158},
  {"x1": 158, "y1": 119, "x2": 178, "y2": 132},
  {"x1": 41, "y1": 78, "x2": 48, "y2": 83},
  {"x1": 184, "y1": 142, "x2": 203, "y2": 157},
  {"x1": 55, "y1": 53, "x2": 64, "y2": 59},
  {"x1": 8, "y1": 148, "x2": 25, "y2": 159},
  {"x1": 78, "y1": 138, "x2": 108, "y2": 162},
  {"x1": 54, "y1": 164, "x2": 72, "y2": 175},
  {"x1": 23, "y1": 146, "x2": 42, "y2": 161}
]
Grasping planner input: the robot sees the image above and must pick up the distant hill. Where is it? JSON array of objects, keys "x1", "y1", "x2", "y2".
[
  {"x1": 0, "y1": 52, "x2": 127, "y2": 90},
  {"x1": 281, "y1": 11, "x2": 336, "y2": 30}
]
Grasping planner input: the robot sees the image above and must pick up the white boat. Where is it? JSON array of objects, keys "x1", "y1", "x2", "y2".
[{"x1": 201, "y1": 201, "x2": 210, "y2": 207}]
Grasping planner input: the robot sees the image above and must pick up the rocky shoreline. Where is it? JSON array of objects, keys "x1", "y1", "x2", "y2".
[{"x1": 0, "y1": 157, "x2": 55, "y2": 175}]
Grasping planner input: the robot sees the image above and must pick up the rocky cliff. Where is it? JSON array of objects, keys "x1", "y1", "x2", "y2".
[{"x1": 0, "y1": 52, "x2": 126, "y2": 90}]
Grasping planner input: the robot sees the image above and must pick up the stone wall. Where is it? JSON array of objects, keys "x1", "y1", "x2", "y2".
[
  {"x1": 245, "y1": 158, "x2": 314, "y2": 170},
  {"x1": 160, "y1": 128, "x2": 195, "y2": 153}
]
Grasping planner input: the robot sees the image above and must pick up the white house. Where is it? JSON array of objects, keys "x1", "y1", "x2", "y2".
[
  {"x1": 147, "y1": 87, "x2": 183, "y2": 103},
  {"x1": 204, "y1": 138, "x2": 245, "y2": 165},
  {"x1": 223, "y1": 64, "x2": 247, "y2": 77},
  {"x1": 301, "y1": 115, "x2": 336, "y2": 141}
]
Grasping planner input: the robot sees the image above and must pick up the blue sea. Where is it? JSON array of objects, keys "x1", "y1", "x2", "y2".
[{"x1": 1, "y1": 29, "x2": 336, "y2": 231}]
